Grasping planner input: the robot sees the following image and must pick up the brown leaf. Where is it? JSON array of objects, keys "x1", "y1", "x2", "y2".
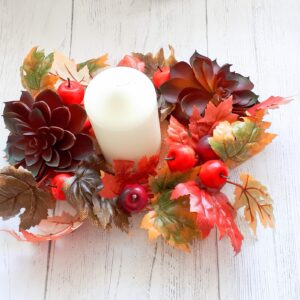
[
  {"x1": 234, "y1": 173, "x2": 274, "y2": 235},
  {"x1": 50, "y1": 51, "x2": 90, "y2": 85},
  {"x1": 64, "y1": 155, "x2": 129, "y2": 231},
  {"x1": 132, "y1": 45, "x2": 177, "y2": 78},
  {"x1": 0, "y1": 166, "x2": 55, "y2": 230}
]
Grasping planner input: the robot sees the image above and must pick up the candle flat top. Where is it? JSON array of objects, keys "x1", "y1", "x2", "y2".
[{"x1": 84, "y1": 67, "x2": 158, "y2": 130}]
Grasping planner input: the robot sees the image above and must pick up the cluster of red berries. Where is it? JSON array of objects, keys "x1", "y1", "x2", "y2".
[{"x1": 166, "y1": 135, "x2": 229, "y2": 190}]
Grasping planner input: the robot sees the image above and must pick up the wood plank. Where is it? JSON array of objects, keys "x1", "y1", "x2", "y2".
[
  {"x1": 207, "y1": 0, "x2": 300, "y2": 299},
  {"x1": 0, "y1": 0, "x2": 72, "y2": 299},
  {"x1": 46, "y1": 1, "x2": 219, "y2": 300}
]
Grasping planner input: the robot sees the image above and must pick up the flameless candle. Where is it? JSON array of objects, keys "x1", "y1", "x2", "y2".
[{"x1": 84, "y1": 67, "x2": 161, "y2": 164}]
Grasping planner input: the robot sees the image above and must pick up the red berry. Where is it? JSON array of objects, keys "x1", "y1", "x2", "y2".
[
  {"x1": 118, "y1": 184, "x2": 148, "y2": 213},
  {"x1": 57, "y1": 79, "x2": 85, "y2": 105},
  {"x1": 153, "y1": 66, "x2": 170, "y2": 89},
  {"x1": 195, "y1": 135, "x2": 219, "y2": 162},
  {"x1": 51, "y1": 173, "x2": 72, "y2": 200},
  {"x1": 166, "y1": 145, "x2": 196, "y2": 172},
  {"x1": 199, "y1": 160, "x2": 228, "y2": 189}
]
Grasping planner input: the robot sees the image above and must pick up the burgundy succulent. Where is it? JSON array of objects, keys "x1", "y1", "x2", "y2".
[
  {"x1": 160, "y1": 52, "x2": 259, "y2": 123},
  {"x1": 3, "y1": 89, "x2": 94, "y2": 179}
]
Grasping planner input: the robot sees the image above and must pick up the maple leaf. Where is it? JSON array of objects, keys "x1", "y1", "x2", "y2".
[
  {"x1": 0, "y1": 166, "x2": 55, "y2": 230},
  {"x1": 20, "y1": 47, "x2": 59, "y2": 96},
  {"x1": 166, "y1": 116, "x2": 192, "y2": 147},
  {"x1": 50, "y1": 51, "x2": 90, "y2": 85},
  {"x1": 171, "y1": 181, "x2": 243, "y2": 253},
  {"x1": 234, "y1": 173, "x2": 274, "y2": 235},
  {"x1": 189, "y1": 97, "x2": 238, "y2": 143},
  {"x1": 77, "y1": 53, "x2": 109, "y2": 77},
  {"x1": 64, "y1": 155, "x2": 129, "y2": 231},
  {"x1": 209, "y1": 117, "x2": 276, "y2": 168},
  {"x1": 100, "y1": 155, "x2": 159, "y2": 198},
  {"x1": 247, "y1": 96, "x2": 291, "y2": 115},
  {"x1": 141, "y1": 191, "x2": 198, "y2": 251},
  {"x1": 132, "y1": 45, "x2": 177, "y2": 78},
  {"x1": 149, "y1": 164, "x2": 200, "y2": 195}
]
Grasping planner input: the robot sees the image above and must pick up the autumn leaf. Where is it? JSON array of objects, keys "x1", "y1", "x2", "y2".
[
  {"x1": 247, "y1": 96, "x2": 291, "y2": 115},
  {"x1": 209, "y1": 117, "x2": 276, "y2": 168},
  {"x1": 77, "y1": 53, "x2": 109, "y2": 77},
  {"x1": 234, "y1": 173, "x2": 274, "y2": 235},
  {"x1": 141, "y1": 191, "x2": 198, "y2": 251},
  {"x1": 132, "y1": 45, "x2": 177, "y2": 78},
  {"x1": 189, "y1": 97, "x2": 238, "y2": 142},
  {"x1": 166, "y1": 116, "x2": 192, "y2": 147},
  {"x1": 64, "y1": 155, "x2": 129, "y2": 231},
  {"x1": 171, "y1": 181, "x2": 243, "y2": 253},
  {"x1": 50, "y1": 51, "x2": 90, "y2": 85},
  {"x1": 0, "y1": 166, "x2": 55, "y2": 230},
  {"x1": 100, "y1": 155, "x2": 159, "y2": 198},
  {"x1": 149, "y1": 164, "x2": 200, "y2": 195},
  {"x1": 20, "y1": 47, "x2": 59, "y2": 96}
]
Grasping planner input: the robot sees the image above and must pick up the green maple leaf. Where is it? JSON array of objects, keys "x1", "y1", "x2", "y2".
[
  {"x1": 209, "y1": 117, "x2": 276, "y2": 168},
  {"x1": 141, "y1": 191, "x2": 198, "y2": 251},
  {"x1": 149, "y1": 164, "x2": 200, "y2": 194},
  {"x1": 20, "y1": 47, "x2": 58, "y2": 95},
  {"x1": 77, "y1": 54, "x2": 109, "y2": 77}
]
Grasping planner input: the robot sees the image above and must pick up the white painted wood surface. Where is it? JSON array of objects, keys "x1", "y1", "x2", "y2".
[{"x1": 0, "y1": 0, "x2": 299, "y2": 299}]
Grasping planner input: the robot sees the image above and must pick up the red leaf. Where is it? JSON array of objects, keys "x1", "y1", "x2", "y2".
[
  {"x1": 247, "y1": 96, "x2": 291, "y2": 115},
  {"x1": 166, "y1": 116, "x2": 192, "y2": 146},
  {"x1": 171, "y1": 181, "x2": 243, "y2": 253},
  {"x1": 189, "y1": 97, "x2": 238, "y2": 142},
  {"x1": 99, "y1": 155, "x2": 159, "y2": 198}
]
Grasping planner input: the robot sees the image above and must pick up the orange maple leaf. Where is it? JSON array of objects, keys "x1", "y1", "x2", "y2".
[
  {"x1": 189, "y1": 97, "x2": 238, "y2": 142},
  {"x1": 99, "y1": 155, "x2": 159, "y2": 198}
]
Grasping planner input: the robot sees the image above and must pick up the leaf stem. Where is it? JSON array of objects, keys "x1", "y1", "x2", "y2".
[{"x1": 37, "y1": 172, "x2": 52, "y2": 188}]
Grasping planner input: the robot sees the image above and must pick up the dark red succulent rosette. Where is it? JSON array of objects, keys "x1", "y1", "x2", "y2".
[
  {"x1": 160, "y1": 51, "x2": 259, "y2": 123},
  {"x1": 3, "y1": 89, "x2": 94, "y2": 179}
]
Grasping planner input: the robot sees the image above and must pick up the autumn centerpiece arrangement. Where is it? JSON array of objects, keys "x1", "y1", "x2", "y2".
[{"x1": 0, "y1": 47, "x2": 289, "y2": 253}]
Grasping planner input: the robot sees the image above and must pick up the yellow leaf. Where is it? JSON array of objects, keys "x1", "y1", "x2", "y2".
[
  {"x1": 140, "y1": 211, "x2": 161, "y2": 240},
  {"x1": 234, "y1": 173, "x2": 275, "y2": 235}
]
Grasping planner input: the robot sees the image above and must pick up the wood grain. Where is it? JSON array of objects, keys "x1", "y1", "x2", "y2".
[
  {"x1": 0, "y1": 0, "x2": 299, "y2": 299},
  {"x1": 0, "y1": 1, "x2": 72, "y2": 299}
]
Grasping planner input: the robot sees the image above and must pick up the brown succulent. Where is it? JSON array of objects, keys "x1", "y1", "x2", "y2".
[
  {"x1": 3, "y1": 89, "x2": 94, "y2": 179},
  {"x1": 160, "y1": 52, "x2": 259, "y2": 123}
]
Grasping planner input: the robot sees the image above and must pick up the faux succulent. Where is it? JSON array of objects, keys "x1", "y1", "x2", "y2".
[
  {"x1": 160, "y1": 52, "x2": 259, "y2": 123},
  {"x1": 3, "y1": 89, "x2": 94, "y2": 179}
]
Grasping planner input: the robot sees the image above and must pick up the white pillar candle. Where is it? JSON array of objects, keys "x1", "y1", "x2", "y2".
[{"x1": 84, "y1": 67, "x2": 161, "y2": 164}]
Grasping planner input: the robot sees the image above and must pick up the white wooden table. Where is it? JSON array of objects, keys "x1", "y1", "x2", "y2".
[{"x1": 0, "y1": 1, "x2": 299, "y2": 299}]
